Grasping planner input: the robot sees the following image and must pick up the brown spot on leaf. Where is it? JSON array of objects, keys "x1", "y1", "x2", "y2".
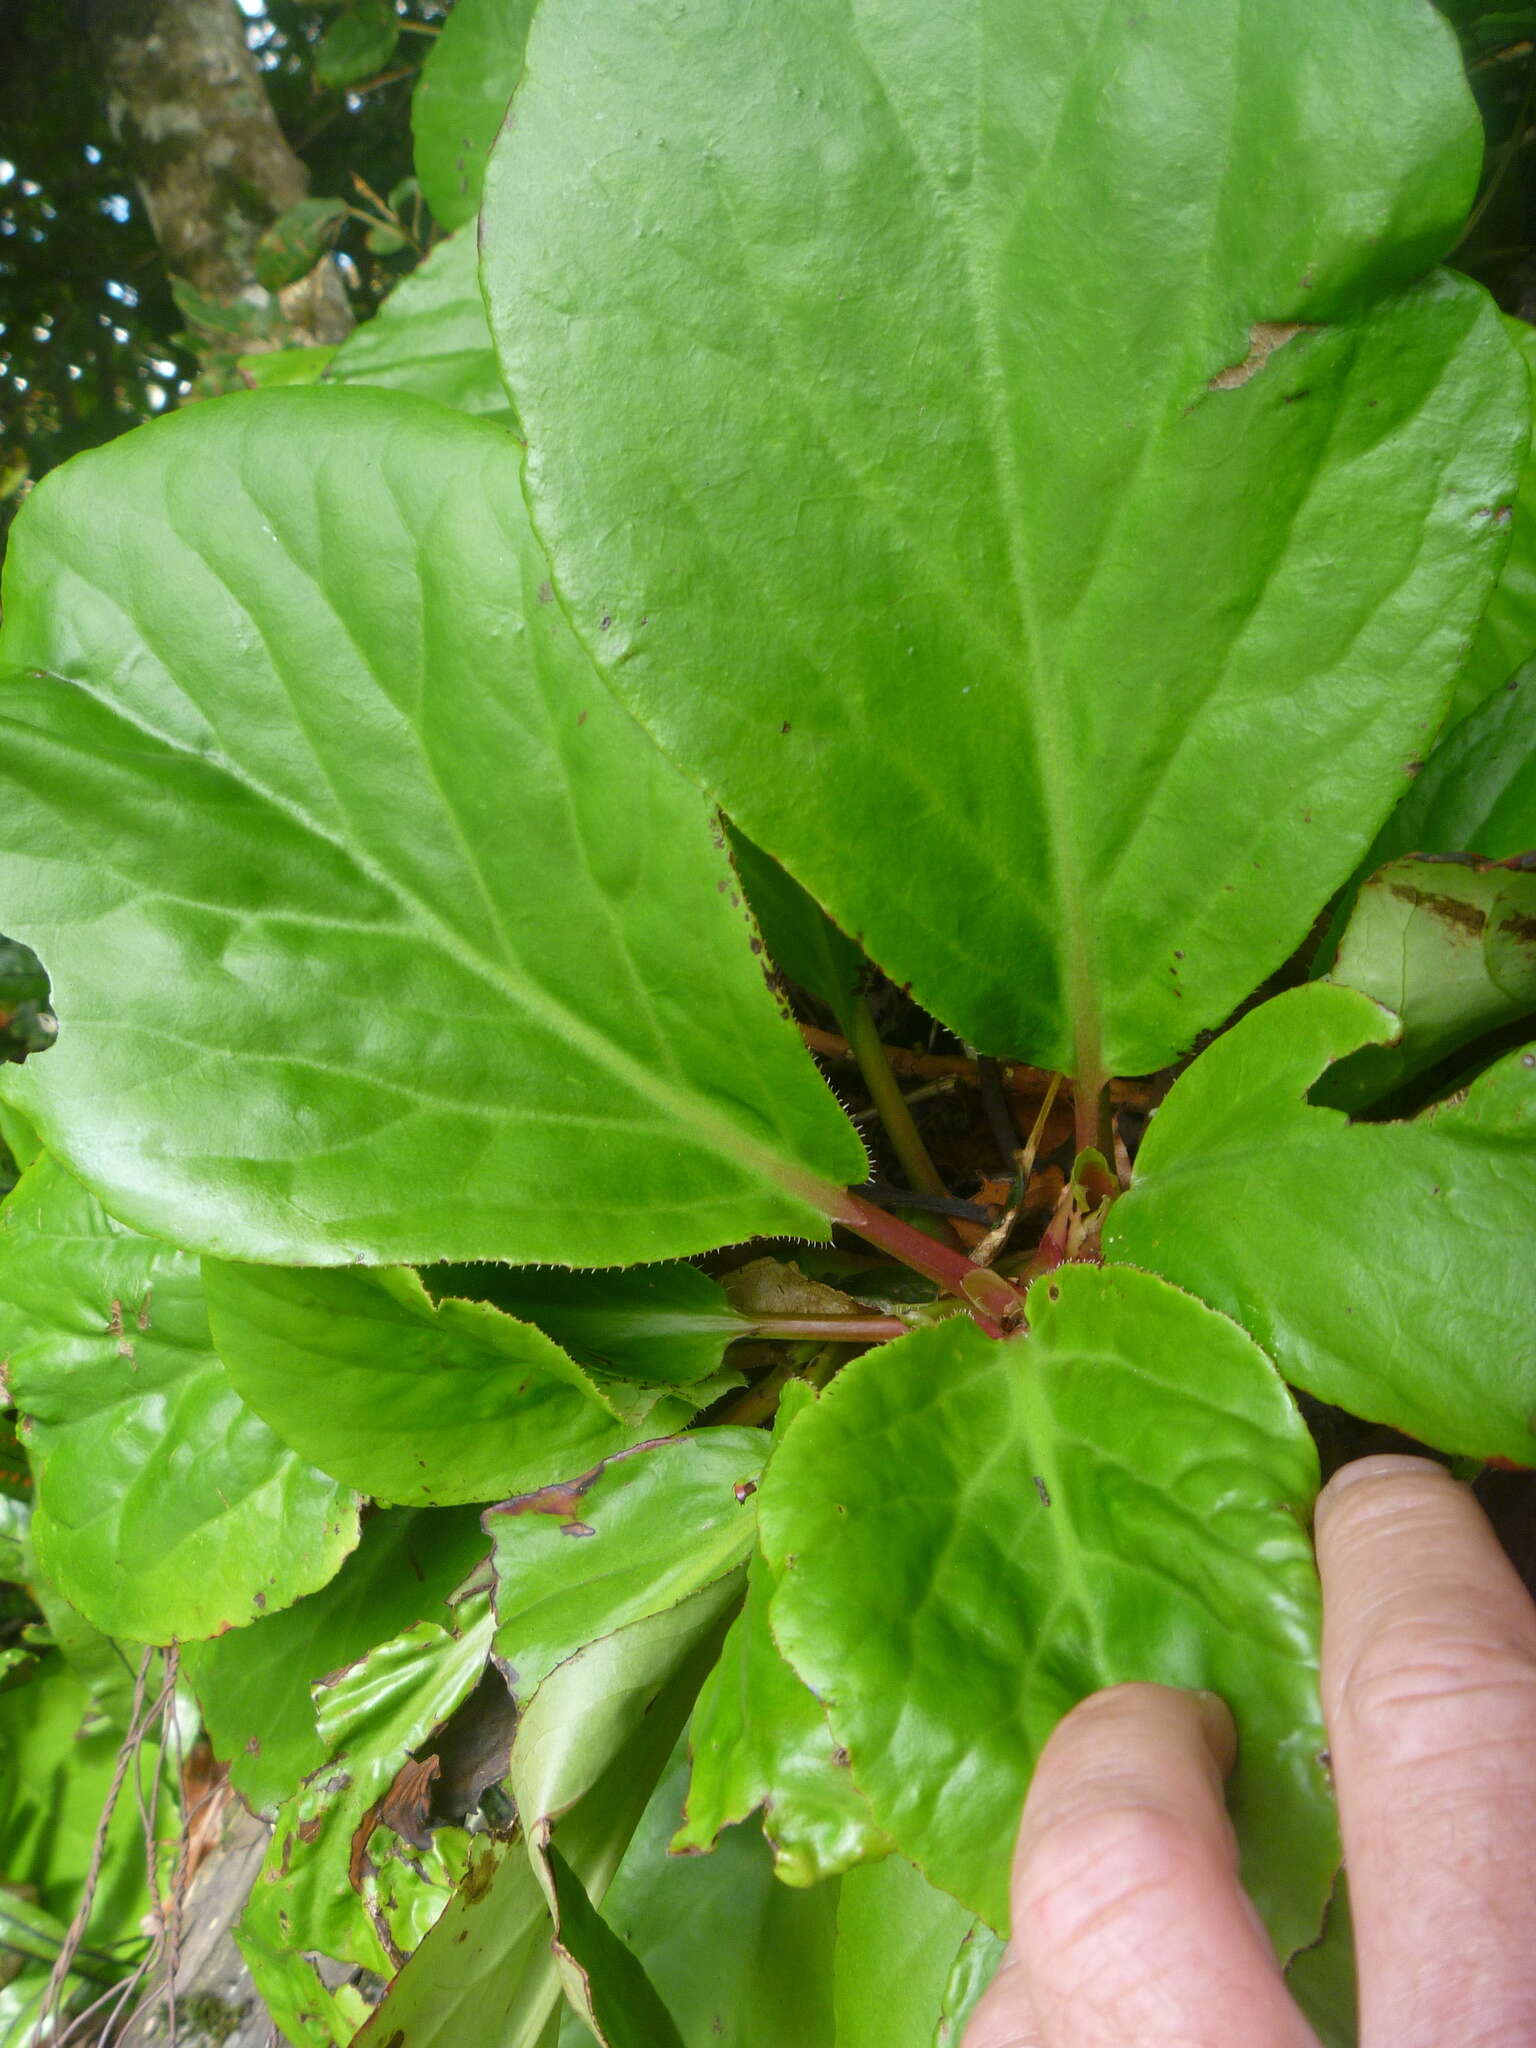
[
  {"x1": 536, "y1": 583, "x2": 553, "y2": 604},
  {"x1": 1208, "y1": 321, "x2": 1311, "y2": 391},
  {"x1": 1386, "y1": 882, "x2": 1488, "y2": 937}
]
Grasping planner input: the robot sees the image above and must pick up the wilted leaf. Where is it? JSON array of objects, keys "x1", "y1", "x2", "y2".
[
  {"x1": 1106, "y1": 981, "x2": 1536, "y2": 1460},
  {"x1": 1317, "y1": 852, "x2": 1536, "y2": 1110},
  {"x1": 0, "y1": 391, "x2": 864, "y2": 1266},
  {"x1": 236, "y1": 1598, "x2": 495, "y2": 1986},
  {"x1": 0, "y1": 1158, "x2": 359, "y2": 1643},
  {"x1": 484, "y1": 0, "x2": 1523, "y2": 1079},
  {"x1": 759, "y1": 1269, "x2": 1332, "y2": 1957}
]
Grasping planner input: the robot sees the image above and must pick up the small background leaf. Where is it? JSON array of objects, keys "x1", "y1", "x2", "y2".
[
  {"x1": 254, "y1": 198, "x2": 350, "y2": 292},
  {"x1": 315, "y1": 0, "x2": 400, "y2": 91},
  {"x1": 326, "y1": 229, "x2": 512, "y2": 422},
  {"x1": 412, "y1": 0, "x2": 535, "y2": 229}
]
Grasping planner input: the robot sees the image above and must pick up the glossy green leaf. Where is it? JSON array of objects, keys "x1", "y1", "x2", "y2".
[
  {"x1": 237, "y1": 1597, "x2": 494, "y2": 1985},
  {"x1": 1106, "y1": 981, "x2": 1536, "y2": 1459},
  {"x1": 759, "y1": 1268, "x2": 1332, "y2": 1955},
  {"x1": 1316, "y1": 853, "x2": 1536, "y2": 1110},
  {"x1": 432, "y1": 1261, "x2": 749, "y2": 1385},
  {"x1": 1372, "y1": 660, "x2": 1536, "y2": 864},
  {"x1": 0, "y1": 391, "x2": 864, "y2": 1265},
  {"x1": 326, "y1": 230, "x2": 512, "y2": 423},
  {"x1": 674, "y1": 1550, "x2": 891, "y2": 1886},
  {"x1": 567, "y1": 1745, "x2": 842, "y2": 2048},
  {"x1": 484, "y1": 0, "x2": 1522, "y2": 1080},
  {"x1": 315, "y1": 0, "x2": 399, "y2": 90},
  {"x1": 487, "y1": 1431, "x2": 766, "y2": 1701},
  {"x1": 183, "y1": 1505, "x2": 488, "y2": 1813},
  {"x1": 204, "y1": 1262, "x2": 634, "y2": 1507},
  {"x1": 833, "y1": 1855, "x2": 997, "y2": 2048},
  {"x1": 729, "y1": 831, "x2": 863, "y2": 1038},
  {"x1": 1451, "y1": 318, "x2": 1536, "y2": 723},
  {"x1": 0, "y1": 1158, "x2": 359, "y2": 1642},
  {"x1": 412, "y1": 0, "x2": 535, "y2": 229}
]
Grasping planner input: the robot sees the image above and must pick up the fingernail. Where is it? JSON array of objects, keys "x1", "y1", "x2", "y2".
[
  {"x1": 1316, "y1": 1454, "x2": 1447, "y2": 1527},
  {"x1": 1191, "y1": 1688, "x2": 1237, "y2": 1776}
]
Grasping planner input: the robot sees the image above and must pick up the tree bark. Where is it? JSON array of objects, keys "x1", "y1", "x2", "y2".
[{"x1": 86, "y1": 0, "x2": 352, "y2": 356}]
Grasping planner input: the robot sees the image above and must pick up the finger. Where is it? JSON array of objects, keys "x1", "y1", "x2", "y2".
[
  {"x1": 1002, "y1": 1683, "x2": 1318, "y2": 2048},
  {"x1": 1316, "y1": 1455, "x2": 1536, "y2": 2048},
  {"x1": 962, "y1": 1942, "x2": 1044, "y2": 2048}
]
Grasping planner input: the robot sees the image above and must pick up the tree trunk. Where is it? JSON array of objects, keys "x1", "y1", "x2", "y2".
[{"x1": 87, "y1": 0, "x2": 352, "y2": 366}]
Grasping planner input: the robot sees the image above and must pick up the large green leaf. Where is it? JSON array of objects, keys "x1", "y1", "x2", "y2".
[
  {"x1": 431, "y1": 1261, "x2": 749, "y2": 1385},
  {"x1": 758, "y1": 1267, "x2": 1332, "y2": 1957},
  {"x1": 1450, "y1": 318, "x2": 1536, "y2": 724},
  {"x1": 204, "y1": 1262, "x2": 635, "y2": 1507},
  {"x1": 483, "y1": 0, "x2": 1522, "y2": 1080},
  {"x1": 0, "y1": 391, "x2": 863, "y2": 1264},
  {"x1": 183, "y1": 1505, "x2": 488, "y2": 1814},
  {"x1": 1316, "y1": 853, "x2": 1536, "y2": 1110},
  {"x1": 487, "y1": 1431, "x2": 766, "y2": 1701},
  {"x1": 1106, "y1": 981, "x2": 1536, "y2": 1460},
  {"x1": 326, "y1": 230, "x2": 512, "y2": 423},
  {"x1": 565, "y1": 1746, "x2": 843, "y2": 2048},
  {"x1": 0, "y1": 1157, "x2": 358, "y2": 1642},
  {"x1": 412, "y1": 0, "x2": 535, "y2": 229},
  {"x1": 673, "y1": 1547, "x2": 891, "y2": 1886}
]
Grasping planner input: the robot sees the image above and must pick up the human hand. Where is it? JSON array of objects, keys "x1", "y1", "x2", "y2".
[{"x1": 964, "y1": 1454, "x2": 1536, "y2": 2047}]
